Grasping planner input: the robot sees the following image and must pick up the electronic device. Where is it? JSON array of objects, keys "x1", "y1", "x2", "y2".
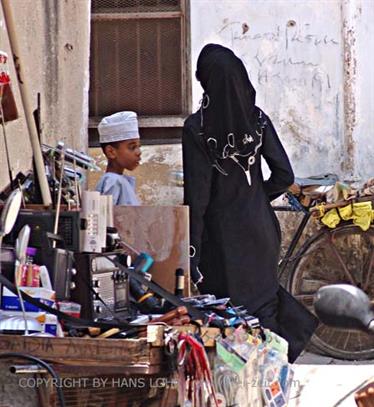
[
  {"x1": 40, "y1": 233, "x2": 75, "y2": 301},
  {"x1": 80, "y1": 191, "x2": 106, "y2": 253},
  {"x1": 0, "y1": 246, "x2": 15, "y2": 283},
  {"x1": 72, "y1": 252, "x2": 130, "y2": 321},
  {"x1": 4, "y1": 209, "x2": 80, "y2": 253}
]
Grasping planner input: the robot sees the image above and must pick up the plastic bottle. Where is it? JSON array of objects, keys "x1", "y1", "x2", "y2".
[{"x1": 23, "y1": 247, "x2": 40, "y2": 287}]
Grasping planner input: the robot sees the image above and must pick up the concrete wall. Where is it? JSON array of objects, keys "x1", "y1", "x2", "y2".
[
  {"x1": 0, "y1": 0, "x2": 90, "y2": 191},
  {"x1": 190, "y1": 0, "x2": 373, "y2": 182}
]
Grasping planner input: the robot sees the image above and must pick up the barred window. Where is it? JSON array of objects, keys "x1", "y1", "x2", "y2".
[{"x1": 89, "y1": 0, "x2": 191, "y2": 145}]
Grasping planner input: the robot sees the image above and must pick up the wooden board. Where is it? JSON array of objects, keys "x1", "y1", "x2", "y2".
[
  {"x1": 0, "y1": 335, "x2": 163, "y2": 373},
  {"x1": 113, "y1": 206, "x2": 190, "y2": 295}
]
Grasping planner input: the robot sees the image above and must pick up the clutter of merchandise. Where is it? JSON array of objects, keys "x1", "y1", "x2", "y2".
[{"x1": 0, "y1": 146, "x2": 296, "y2": 407}]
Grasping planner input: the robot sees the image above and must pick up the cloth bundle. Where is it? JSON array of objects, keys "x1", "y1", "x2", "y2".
[{"x1": 320, "y1": 201, "x2": 374, "y2": 231}]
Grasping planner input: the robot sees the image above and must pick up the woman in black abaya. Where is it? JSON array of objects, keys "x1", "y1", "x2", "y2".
[{"x1": 183, "y1": 44, "x2": 318, "y2": 362}]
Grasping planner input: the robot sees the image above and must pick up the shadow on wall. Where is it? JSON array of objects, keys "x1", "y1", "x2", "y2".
[{"x1": 87, "y1": 145, "x2": 184, "y2": 205}]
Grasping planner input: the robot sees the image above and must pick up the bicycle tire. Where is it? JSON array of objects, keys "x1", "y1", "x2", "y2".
[{"x1": 286, "y1": 223, "x2": 374, "y2": 360}]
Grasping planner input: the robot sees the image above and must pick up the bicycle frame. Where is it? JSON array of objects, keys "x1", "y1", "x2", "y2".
[{"x1": 273, "y1": 202, "x2": 311, "y2": 280}]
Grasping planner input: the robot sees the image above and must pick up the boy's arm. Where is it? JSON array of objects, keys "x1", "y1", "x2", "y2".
[{"x1": 99, "y1": 174, "x2": 121, "y2": 205}]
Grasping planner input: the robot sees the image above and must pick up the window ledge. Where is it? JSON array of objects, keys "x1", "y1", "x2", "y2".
[{"x1": 89, "y1": 115, "x2": 186, "y2": 129}]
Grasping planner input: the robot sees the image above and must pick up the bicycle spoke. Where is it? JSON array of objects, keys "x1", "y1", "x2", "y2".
[
  {"x1": 316, "y1": 324, "x2": 332, "y2": 342},
  {"x1": 362, "y1": 243, "x2": 374, "y2": 292},
  {"x1": 327, "y1": 234, "x2": 357, "y2": 286},
  {"x1": 354, "y1": 332, "x2": 363, "y2": 352},
  {"x1": 343, "y1": 331, "x2": 351, "y2": 351},
  {"x1": 288, "y1": 225, "x2": 374, "y2": 359}
]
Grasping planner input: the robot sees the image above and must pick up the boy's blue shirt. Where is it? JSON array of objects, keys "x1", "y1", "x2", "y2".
[{"x1": 95, "y1": 172, "x2": 140, "y2": 205}]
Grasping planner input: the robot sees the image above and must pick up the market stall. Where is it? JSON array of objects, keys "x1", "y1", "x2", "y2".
[{"x1": 0, "y1": 171, "x2": 296, "y2": 407}]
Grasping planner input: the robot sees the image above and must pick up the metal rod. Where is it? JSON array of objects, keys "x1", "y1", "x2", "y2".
[
  {"x1": 53, "y1": 147, "x2": 65, "y2": 247},
  {"x1": 119, "y1": 240, "x2": 140, "y2": 256},
  {"x1": 72, "y1": 149, "x2": 80, "y2": 210},
  {"x1": 327, "y1": 235, "x2": 357, "y2": 286},
  {"x1": 0, "y1": 98, "x2": 13, "y2": 186},
  {"x1": 363, "y1": 247, "x2": 374, "y2": 292},
  {"x1": 9, "y1": 364, "x2": 47, "y2": 374},
  {"x1": 278, "y1": 212, "x2": 311, "y2": 277},
  {"x1": 1, "y1": 0, "x2": 52, "y2": 206}
]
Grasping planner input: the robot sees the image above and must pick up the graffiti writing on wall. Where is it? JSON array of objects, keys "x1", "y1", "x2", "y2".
[{"x1": 219, "y1": 21, "x2": 339, "y2": 97}]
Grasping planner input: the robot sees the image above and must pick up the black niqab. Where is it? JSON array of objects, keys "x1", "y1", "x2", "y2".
[{"x1": 196, "y1": 44, "x2": 263, "y2": 158}]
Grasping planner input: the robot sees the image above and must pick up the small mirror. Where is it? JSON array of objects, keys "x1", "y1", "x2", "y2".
[
  {"x1": 0, "y1": 188, "x2": 22, "y2": 238},
  {"x1": 314, "y1": 284, "x2": 374, "y2": 332},
  {"x1": 15, "y1": 225, "x2": 31, "y2": 264}
]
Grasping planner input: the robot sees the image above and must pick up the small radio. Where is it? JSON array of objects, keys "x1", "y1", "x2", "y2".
[{"x1": 72, "y1": 252, "x2": 130, "y2": 321}]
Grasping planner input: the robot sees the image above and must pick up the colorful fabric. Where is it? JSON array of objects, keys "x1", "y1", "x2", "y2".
[{"x1": 321, "y1": 201, "x2": 374, "y2": 231}]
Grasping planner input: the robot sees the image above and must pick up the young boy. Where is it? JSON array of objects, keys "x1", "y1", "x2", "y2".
[{"x1": 95, "y1": 111, "x2": 141, "y2": 205}]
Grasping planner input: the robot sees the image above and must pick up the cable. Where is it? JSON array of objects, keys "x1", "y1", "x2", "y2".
[{"x1": 0, "y1": 352, "x2": 65, "y2": 407}]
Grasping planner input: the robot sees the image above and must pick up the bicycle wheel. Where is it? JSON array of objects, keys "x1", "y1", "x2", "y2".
[{"x1": 287, "y1": 223, "x2": 374, "y2": 360}]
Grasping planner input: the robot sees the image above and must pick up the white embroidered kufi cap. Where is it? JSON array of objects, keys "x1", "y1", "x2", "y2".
[{"x1": 98, "y1": 111, "x2": 140, "y2": 143}]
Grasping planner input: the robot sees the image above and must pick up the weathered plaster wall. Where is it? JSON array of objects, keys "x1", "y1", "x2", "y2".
[
  {"x1": 0, "y1": 0, "x2": 90, "y2": 191},
  {"x1": 191, "y1": 0, "x2": 348, "y2": 180}
]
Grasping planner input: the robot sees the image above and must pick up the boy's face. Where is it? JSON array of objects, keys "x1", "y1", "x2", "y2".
[{"x1": 105, "y1": 139, "x2": 141, "y2": 171}]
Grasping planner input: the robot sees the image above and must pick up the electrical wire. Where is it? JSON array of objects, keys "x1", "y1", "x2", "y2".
[{"x1": 0, "y1": 352, "x2": 65, "y2": 407}]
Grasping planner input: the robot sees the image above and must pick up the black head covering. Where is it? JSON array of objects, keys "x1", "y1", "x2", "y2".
[{"x1": 196, "y1": 44, "x2": 264, "y2": 159}]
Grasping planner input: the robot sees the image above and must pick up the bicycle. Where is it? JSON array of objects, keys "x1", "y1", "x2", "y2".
[{"x1": 274, "y1": 175, "x2": 374, "y2": 360}]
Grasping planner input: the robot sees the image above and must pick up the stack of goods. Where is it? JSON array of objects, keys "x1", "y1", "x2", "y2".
[
  {"x1": 0, "y1": 246, "x2": 60, "y2": 336},
  {"x1": 309, "y1": 179, "x2": 374, "y2": 231},
  {"x1": 161, "y1": 323, "x2": 292, "y2": 407},
  {"x1": 213, "y1": 326, "x2": 293, "y2": 407}
]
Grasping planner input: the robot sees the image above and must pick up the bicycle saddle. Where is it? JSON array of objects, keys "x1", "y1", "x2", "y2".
[{"x1": 295, "y1": 173, "x2": 339, "y2": 187}]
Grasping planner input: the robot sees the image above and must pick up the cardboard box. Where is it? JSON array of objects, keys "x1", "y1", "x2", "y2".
[
  {"x1": 0, "y1": 310, "x2": 58, "y2": 336},
  {"x1": 1, "y1": 287, "x2": 55, "y2": 312}
]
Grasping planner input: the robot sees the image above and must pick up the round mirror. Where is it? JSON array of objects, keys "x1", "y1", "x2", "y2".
[{"x1": 0, "y1": 189, "x2": 22, "y2": 237}]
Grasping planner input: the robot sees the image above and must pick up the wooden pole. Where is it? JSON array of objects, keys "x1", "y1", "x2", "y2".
[
  {"x1": 1, "y1": 0, "x2": 52, "y2": 206},
  {"x1": 310, "y1": 195, "x2": 374, "y2": 213}
]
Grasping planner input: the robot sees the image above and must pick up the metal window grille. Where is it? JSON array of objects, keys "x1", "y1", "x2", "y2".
[{"x1": 89, "y1": 0, "x2": 190, "y2": 145}]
